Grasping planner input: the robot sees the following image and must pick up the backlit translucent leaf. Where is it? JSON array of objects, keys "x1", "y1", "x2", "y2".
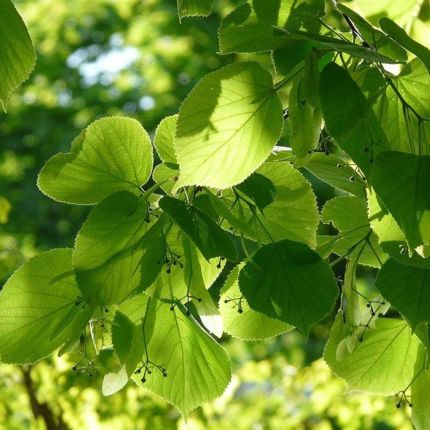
[
  {"x1": 304, "y1": 153, "x2": 366, "y2": 197},
  {"x1": 219, "y1": 0, "x2": 324, "y2": 54},
  {"x1": 239, "y1": 240, "x2": 338, "y2": 334},
  {"x1": 38, "y1": 117, "x2": 153, "y2": 204},
  {"x1": 154, "y1": 115, "x2": 177, "y2": 163},
  {"x1": 219, "y1": 161, "x2": 319, "y2": 248},
  {"x1": 0, "y1": 249, "x2": 91, "y2": 364},
  {"x1": 177, "y1": 0, "x2": 213, "y2": 17},
  {"x1": 145, "y1": 225, "x2": 224, "y2": 320},
  {"x1": 174, "y1": 62, "x2": 283, "y2": 189},
  {"x1": 348, "y1": 0, "x2": 421, "y2": 27},
  {"x1": 119, "y1": 294, "x2": 231, "y2": 416},
  {"x1": 367, "y1": 188, "x2": 405, "y2": 243},
  {"x1": 325, "y1": 314, "x2": 422, "y2": 394},
  {"x1": 376, "y1": 259, "x2": 430, "y2": 330},
  {"x1": 152, "y1": 162, "x2": 179, "y2": 195},
  {"x1": 320, "y1": 196, "x2": 386, "y2": 267},
  {"x1": 412, "y1": 355, "x2": 430, "y2": 430},
  {"x1": 0, "y1": 0, "x2": 36, "y2": 111},
  {"x1": 73, "y1": 191, "x2": 161, "y2": 305},
  {"x1": 220, "y1": 265, "x2": 291, "y2": 340},
  {"x1": 102, "y1": 366, "x2": 129, "y2": 396},
  {"x1": 380, "y1": 17, "x2": 430, "y2": 74},
  {"x1": 373, "y1": 59, "x2": 430, "y2": 155},
  {"x1": 372, "y1": 151, "x2": 430, "y2": 248},
  {"x1": 336, "y1": 4, "x2": 407, "y2": 63}
]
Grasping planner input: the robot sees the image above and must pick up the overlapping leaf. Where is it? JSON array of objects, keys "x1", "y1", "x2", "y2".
[
  {"x1": 73, "y1": 191, "x2": 161, "y2": 305},
  {"x1": 219, "y1": 0, "x2": 324, "y2": 53},
  {"x1": 218, "y1": 161, "x2": 319, "y2": 247},
  {"x1": 372, "y1": 151, "x2": 430, "y2": 249},
  {"x1": 0, "y1": 0, "x2": 36, "y2": 111},
  {"x1": 174, "y1": 62, "x2": 283, "y2": 189},
  {"x1": 38, "y1": 117, "x2": 153, "y2": 204},
  {"x1": 376, "y1": 259, "x2": 430, "y2": 330},
  {"x1": 0, "y1": 249, "x2": 91, "y2": 363},
  {"x1": 320, "y1": 196, "x2": 386, "y2": 267},
  {"x1": 220, "y1": 265, "x2": 291, "y2": 340},
  {"x1": 320, "y1": 63, "x2": 389, "y2": 176},
  {"x1": 325, "y1": 314, "x2": 423, "y2": 394},
  {"x1": 305, "y1": 153, "x2": 366, "y2": 197},
  {"x1": 115, "y1": 294, "x2": 231, "y2": 416},
  {"x1": 239, "y1": 239, "x2": 338, "y2": 334}
]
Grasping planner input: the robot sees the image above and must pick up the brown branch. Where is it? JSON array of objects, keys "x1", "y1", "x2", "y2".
[{"x1": 20, "y1": 366, "x2": 70, "y2": 430}]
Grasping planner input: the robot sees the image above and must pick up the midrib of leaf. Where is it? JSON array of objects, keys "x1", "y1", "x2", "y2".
[
  {"x1": 354, "y1": 323, "x2": 407, "y2": 387},
  {"x1": 185, "y1": 90, "x2": 274, "y2": 171},
  {"x1": 0, "y1": 299, "x2": 76, "y2": 336}
]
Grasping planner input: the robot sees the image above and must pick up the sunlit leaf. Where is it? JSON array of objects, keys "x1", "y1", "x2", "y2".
[
  {"x1": 119, "y1": 294, "x2": 231, "y2": 416},
  {"x1": 154, "y1": 115, "x2": 177, "y2": 163},
  {"x1": 325, "y1": 314, "x2": 423, "y2": 394},
  {"x1": 177, "y1": 0, "x2": 213, "y2": 18},
  {"x1": 174, "y1": 62, "x2": 283, "y2": 189},
  {"x1": 73, "y1": 191, "x2": 161, "y2": 305},
  {"x1": 0, "y1": 249, "x2": 91, "y2": 364},
  {"x1": 0, "y1": 0, "x2": 36, "y2": 111},
  {"x1": 38, "y1": 117, "x2": 153, "y2": 204}
]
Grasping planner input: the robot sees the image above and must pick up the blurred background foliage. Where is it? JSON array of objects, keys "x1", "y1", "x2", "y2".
[{"x1": 1, "y1": 0, "x2": 429, "y2": 428}]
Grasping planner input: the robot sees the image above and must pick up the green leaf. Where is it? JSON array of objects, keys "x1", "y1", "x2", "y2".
[
  {"x1": 367, "y1": 188, "x2": 405, "y2": 243},
  {"x1": 324, "y1": 314, "x2": 423, "y2": 394},
  {"x1": 239, "y1": 240, "x2": 338, "y2": 334},
  {"x1": 336, "y1": 4, "x2": 407, "y2": 63},
  {"x1": 119, "y1": 294, "x2": 231, "y2": 416},
  {"x1": 304, "y1": 153, "x2": 366, "y2": 197},
  {"x1": 73, "y1": 191, "x2": 161, "y2": 305},
  {"x1": 38, "y1": 116, "x2": 153, "y2": 204},
  {"x1": 277, "y1": 29, "x2": 402, "y2": 64},
  {"x1": 380, "y1": 17, "x2": 430, "y2": 74},
  {"x1": 376, "y1": 259, "x2": 430, "y2": 330},
  {"x1": 152, "y1": 162, "x2": 179, "y2": 195},
  {"x1": 348, "y1": 0, "x2": 421, "y2": 26},
  {"x1": 0, "y1": 249, "x2": 91, "y2": 364},
  {"x1": 0, "y1": 0, "x2": 36, "y2": 111},
  {"x1": 145, "y1": 224, "x2": 224, "y2": 315},
  {"x1": 372, "y1": 151, "x2": 430, "y2": 249},
  {"x1": 220, "y1": 161, "x2": 319, "y2": 248},
  {"x1": 220, "y1": 265, "x2": 292, "y2": 340},
  {"x1": 159, "y1": 195, "x2": 237, "y2": 261},
  {"x1": 154, "y1": 115, "x2": 177, "y2": 163},
  {"x1": 320, "y1": 196, "x2": 386, "y2": 267},
  {"x1": 373, "y1": 59, "x2": 430, "y2": 155},
  {"x1": 111, "y1": 311, "x2": 145, "y2": 376},
  {"x1": 319, "y1": 63, "x2": 389, "y2": 176},
  {"x1": 102, "y1": 366, "x2": 129, "y2": 396},
  {"x1": 288, "y1": 49, "x2": 322, "y2": 165},
  {"x1": 174, "y1": 62, "x2": 283, "y2": 189},
  {"x1": 219, "y1": 0, "x2": 324, "y2": 54},
  {"x1": 380, "y1": 241, "x2": 430, "y2": 269},
  {"x1": 412, "y1": 359, "x2": 430, "y2": 430},
  {"x1": 177, "y1": 0, "x2": 213, "y2": 18}
]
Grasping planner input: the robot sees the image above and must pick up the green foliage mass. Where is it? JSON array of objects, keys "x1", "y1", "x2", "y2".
[{"x1": 2, "y1": 0, "x2": 430, "y2": 428}]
